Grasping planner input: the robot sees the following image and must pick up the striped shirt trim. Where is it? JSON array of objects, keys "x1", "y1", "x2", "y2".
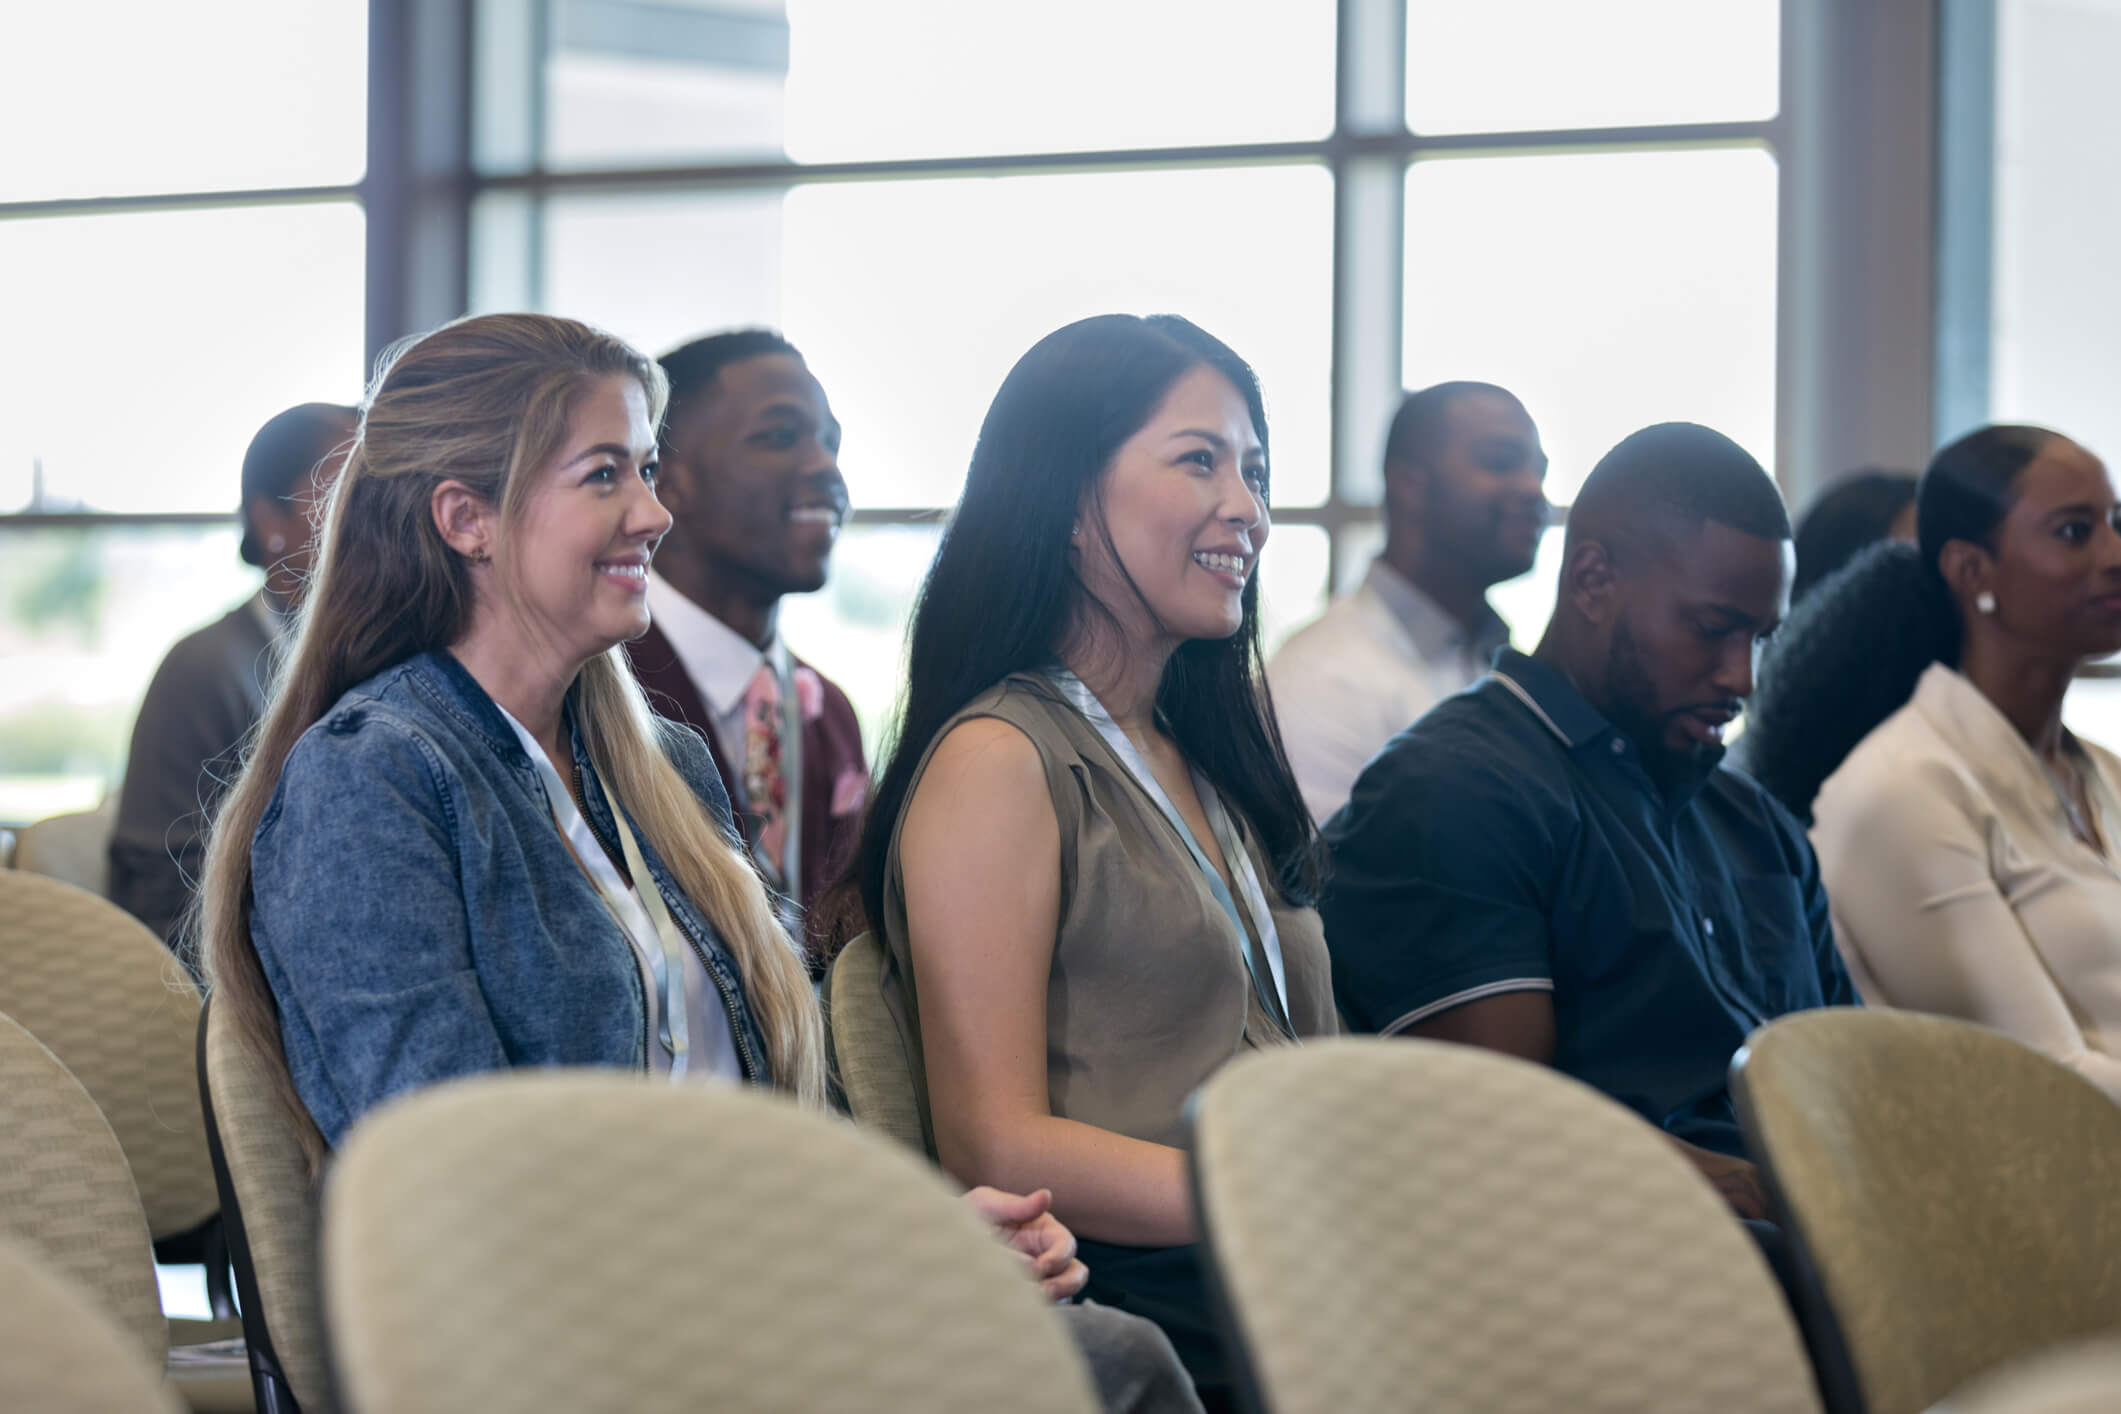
[
  {"x1": 1490, "y1": 670, "x2": 1574, "y2": 746},
  {"x1": 1379, "y1": 977, "x2": 1555, "y2": 1037}
]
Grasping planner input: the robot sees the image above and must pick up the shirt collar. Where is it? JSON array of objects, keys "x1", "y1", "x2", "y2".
[
  {"x1": 645, "y1": 571, "x2": 772, "y2": 718},
  {"x1": 1487, "y1": 648, "x2": 1611, "y2": 749},
  {"x1": 1364, "y1": 560, "x2": 1512, "y2": 665},
  {"x1": 1912, "y1": 663, "x2": 2091, "y2": 820},
  {"x1": 1489, "y1": 648, "x2": 1720, "y2": 810}
]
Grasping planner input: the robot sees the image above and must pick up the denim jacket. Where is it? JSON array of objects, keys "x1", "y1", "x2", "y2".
[{"x1": 249, "y1": 649, "x2": 775, "y2": 1147}]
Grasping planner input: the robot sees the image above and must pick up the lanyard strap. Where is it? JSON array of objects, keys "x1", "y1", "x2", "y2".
[
  {"x1": 1045, "y1": 669, "x2": 1294, "y2": 1040},
  {"x1": 516, "y1": 724, "x2": 693, "y2": 1078}
]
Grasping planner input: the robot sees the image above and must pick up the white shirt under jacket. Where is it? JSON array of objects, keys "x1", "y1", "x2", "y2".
[{"x1": 1811, "y1": 663, "x2": 2121, "y2": 1101}]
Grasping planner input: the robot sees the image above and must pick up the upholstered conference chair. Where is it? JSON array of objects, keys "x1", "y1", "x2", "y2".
[
  {"x1": 0, "y1": 1010, "x2": 249, "y2": 1411},
  {"x1": 1192, "y1": 1037, "x2": 1822, "y2": 1414},
  {"x1": 823, "y1": 929, "x2": 927, "y2": 1153},
  {"x1": 0, "y1": 1233, "x2": 186, "y2": 1414},
  {"x1": 0, "y1": 870, "x2": 227, "y2": 1306},
  {"x1": 1733, "y1": 1008, "x2": 2121, "y2": 1414},
  {"x1": 321, "y1": 1070, "x2": 1099, "y2": 1414},
  {"x1": 198, "y1": 997, "x2": 330, "y2": 1414}
]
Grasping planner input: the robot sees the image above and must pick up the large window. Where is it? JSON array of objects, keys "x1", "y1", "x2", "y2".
[
  {"x1": 0, "y1": 2, "x2": 370, "y2": 822},
  {"x1": 2, "y1": 0, "x2": 1792, "y2": 821},
  {"x1": 473, "y1": 0, "x2": 1787, "y2": 726}
]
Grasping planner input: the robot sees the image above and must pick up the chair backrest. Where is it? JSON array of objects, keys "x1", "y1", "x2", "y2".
[
  {"x1": 1191, "y1": 1037, "x2": 1822, "y2": 1414},
  {"x1": 202, "y1": 997, "x2": 329, "y2": 1413},
  {"x1": 0, "y1": 870, "x2": 219, "y2": 1240},
  {"x1": 0, "y1": 1010, "x2": 167, "y2": 1363},
  {"x1": 824, "y1": 930, "x2": 927, "y2": 1153},
  {"x1": 1936, "y1": 1342, "x2": 2121, "y2": 1414},
  {"x1": 1733, "y1": 1008, "x2": 2121, "y2": 1414},
  {"x1": 0, "y1": 1234, "x2": 185, "y2": 1414},
  {"x1": 322, "y1": 1070, "x2": 1100, "y2": 1414},
  {"x1": 14, "y1": 802, "x2": 116, "y2": 897}
]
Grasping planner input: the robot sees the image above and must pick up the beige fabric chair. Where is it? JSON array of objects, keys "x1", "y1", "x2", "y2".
[
  {"x1": 0, "y1": 870, "x2": 221, "y2": 1242},
  {"x1": 1733, "y1": 1009, "x2": 2121, "y2": 1414},
  {"x1": 1935, "y1": 1341, "x2": 2121, "y2": 1414},
  {"x1": 0, "y1": 1011, "x2": 249, "y2": 1412},
  {"x1": 824, "y1": 929, "x2": 927, "y2": 1152},
  {"x1": 322, "y1": 1070, "x2": 1099, "y2": 1414},
  {"x1": 0, "y1": 1009, "x2": 170, "y2": 1360},
  {"x1": 201, "y1": 998, "x2": 331, "y2": 1412},
  {"x1": 1190, "y1": 1037, "x2": 1821, "y2": 1414},
  {"x1": 14, "y1": 799, "x2": 117, "y2": 897},
  {"x1": 0, "y1": 1233, "x2": 186, "y2": 1414}
]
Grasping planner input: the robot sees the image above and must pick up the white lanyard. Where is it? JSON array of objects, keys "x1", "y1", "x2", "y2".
[
  {"x1": 511, "y1": 715, "x2": 693, "y2": 1078},
  {"x1": 1045, "y1": 669, "x2": 1294, "y2": 1039}
]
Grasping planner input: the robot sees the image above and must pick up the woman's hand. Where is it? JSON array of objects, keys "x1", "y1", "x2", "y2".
[{"x1": 962, "y1": 1186, "x2": 1090, "y2": 1301}]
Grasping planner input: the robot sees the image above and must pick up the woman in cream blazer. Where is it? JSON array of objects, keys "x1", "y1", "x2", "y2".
[{"x1": 1745, "y1": 424, "x2": 2121, "y2": 1096}]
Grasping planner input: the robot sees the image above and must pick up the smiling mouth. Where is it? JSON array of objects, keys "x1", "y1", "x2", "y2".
[
  {"x1": 1193, "y1": 551, "x2": 1249, "y2": 577},
  {"x1": 596, "y1": 558, "x2": 649, "y2": 588}
]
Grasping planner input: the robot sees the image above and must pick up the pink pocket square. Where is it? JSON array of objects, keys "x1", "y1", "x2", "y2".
[{"x1": 830, "y1": 768, "x2": 869, "y2": 817}]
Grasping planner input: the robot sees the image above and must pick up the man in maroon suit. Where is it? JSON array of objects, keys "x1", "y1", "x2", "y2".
[{"x1": 627, "y1": 330, "x2": 867, "y2": 971}]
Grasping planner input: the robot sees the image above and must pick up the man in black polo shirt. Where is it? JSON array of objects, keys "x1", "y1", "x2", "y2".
[{"x1": 1322, "y1": 421, "x2": 1854, "y2": 1222}]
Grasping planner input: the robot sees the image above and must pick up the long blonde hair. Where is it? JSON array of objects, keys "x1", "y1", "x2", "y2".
[{"x1": 199, "y1": 313, "x2": 826, "y2": 1170}]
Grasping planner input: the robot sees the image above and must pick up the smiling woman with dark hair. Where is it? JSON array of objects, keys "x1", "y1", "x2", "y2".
[
  {"x1": 849, "y1": 313, "x2": 1338, "y2": 1401},
  {"x1": 1758, "y1": 425, "x2": 2121, "y2": 1099}
]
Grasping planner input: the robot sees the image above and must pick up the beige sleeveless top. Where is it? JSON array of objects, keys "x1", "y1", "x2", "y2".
[{"x1": 881, "y1": 673, "x2": 1337, "y2": 1154}]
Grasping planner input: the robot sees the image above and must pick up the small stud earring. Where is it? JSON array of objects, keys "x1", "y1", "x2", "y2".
[
  {"x1": 265, "y1": 534, "x2": 286, "y2": 556},
  {"x1": 1976, "y1": 591, "x2": 1997, "y2": 615},
  {"x1": 1071, "y1": 522, "x2": 1081, "y2": 540}
]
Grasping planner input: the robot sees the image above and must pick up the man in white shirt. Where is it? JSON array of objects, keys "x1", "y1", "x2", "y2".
[{"x1": 1269, "y1": 382, "x2": 1549, "y2": 823}]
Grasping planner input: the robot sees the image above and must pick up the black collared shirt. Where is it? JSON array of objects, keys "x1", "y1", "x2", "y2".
[{"x1": 1321, "y1": 649, "x2": 1854, "y2": 1155}]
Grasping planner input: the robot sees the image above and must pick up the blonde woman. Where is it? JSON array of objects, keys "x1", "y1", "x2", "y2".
[{"x1": 198, "y1": 314, "x2": 1198, "y2": 1414}]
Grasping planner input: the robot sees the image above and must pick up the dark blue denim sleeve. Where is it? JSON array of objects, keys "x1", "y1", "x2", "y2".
[{"x1": 250, "y1": 711, "x2": 510, "y2": 1147}]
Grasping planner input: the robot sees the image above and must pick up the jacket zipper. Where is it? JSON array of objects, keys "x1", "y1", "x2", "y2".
[{"x1": 576, "y1": 761, "x2": 762, "y2": 1084}]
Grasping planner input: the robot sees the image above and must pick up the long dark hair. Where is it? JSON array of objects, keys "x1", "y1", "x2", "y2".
[
  {"x1": 852, "y1": 313, "x2": 1321, "y2": 934},
  {"x1": 1743, "y1": 424, "x2": 2055, "y2": 819}
]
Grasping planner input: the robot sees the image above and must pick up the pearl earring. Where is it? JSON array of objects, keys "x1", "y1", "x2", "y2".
[
  {"x1": 1976, "y1": 591, "x2": 1997, "y2": 615},
  {"x1": 266, "y1": 534, "x2": 286, "y2": 556}
]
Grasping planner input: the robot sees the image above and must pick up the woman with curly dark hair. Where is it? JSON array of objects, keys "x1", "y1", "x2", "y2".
[{"x1": 1743, "y1": 424, "x2": 2121, "y2": 1097}]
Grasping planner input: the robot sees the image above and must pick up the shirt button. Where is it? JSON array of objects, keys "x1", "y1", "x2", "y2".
[
  {"x1": 1703, "y1": 917, "x2": 1716, "y2": 936},
  {"x1": 1610, "y1": 739, "x2": 1626, "y2": 755}
]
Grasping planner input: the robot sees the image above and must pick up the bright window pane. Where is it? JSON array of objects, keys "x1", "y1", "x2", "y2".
[
  {"x1": 1258, "y1": 525, "x2": 1330, "y2": 657},
  {"x1": 0, "y1": 203, "x2": 367, "y2": 515},
  {"x1": 0, "y1": 2, "x2": 368, "y2": 201},
  {"x1": 1989, "y1": 0, "x2": 2121, "y2": 465},
  {"x1": 1489, "y1": 524, "x2": 1569, "y2": 651},
  {"x1": 529, "y1": 0, "x2": 791, "y2": 171},
  {"x1": 783, "y1": 0, "x2": 1334, "y2": 162},
  {"x1": 530, "y1": 166, "x2": 1333, "y2": 510},
  {"x1": 1406, "y1": 0, "x2": 1778, "y2": 135},
  {"x1": 777, "y1": 523, "x2": 942, "y2": 748},
  {"x1": 784, "y1": 167, "x2": 1332, "y2": 508},
  {"x1": 0, "y1": 526, "x2": 259, "y2": 825},
  {"x1": 1403, "y1": 148, "x2": 1778, "y2": 505},
  {"x1": 519, "y1": 0, "x2": 1331, "y2": 172},
  {"x1": 509, "y1": 0, "x2": 1333, "y2": 171},
  {"x1": 520, "y1": 190, "x2": 787, "y2": 356}
]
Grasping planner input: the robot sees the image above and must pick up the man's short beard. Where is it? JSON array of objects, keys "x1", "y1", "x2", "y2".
[{"x1": 1601, "y1": 616, "x2": 1722, "y2": 790}]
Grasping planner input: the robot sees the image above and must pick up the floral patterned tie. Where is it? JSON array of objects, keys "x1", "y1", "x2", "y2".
[{"x1": 742, "y1": 661, "x2": 789, "y2": 890}]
